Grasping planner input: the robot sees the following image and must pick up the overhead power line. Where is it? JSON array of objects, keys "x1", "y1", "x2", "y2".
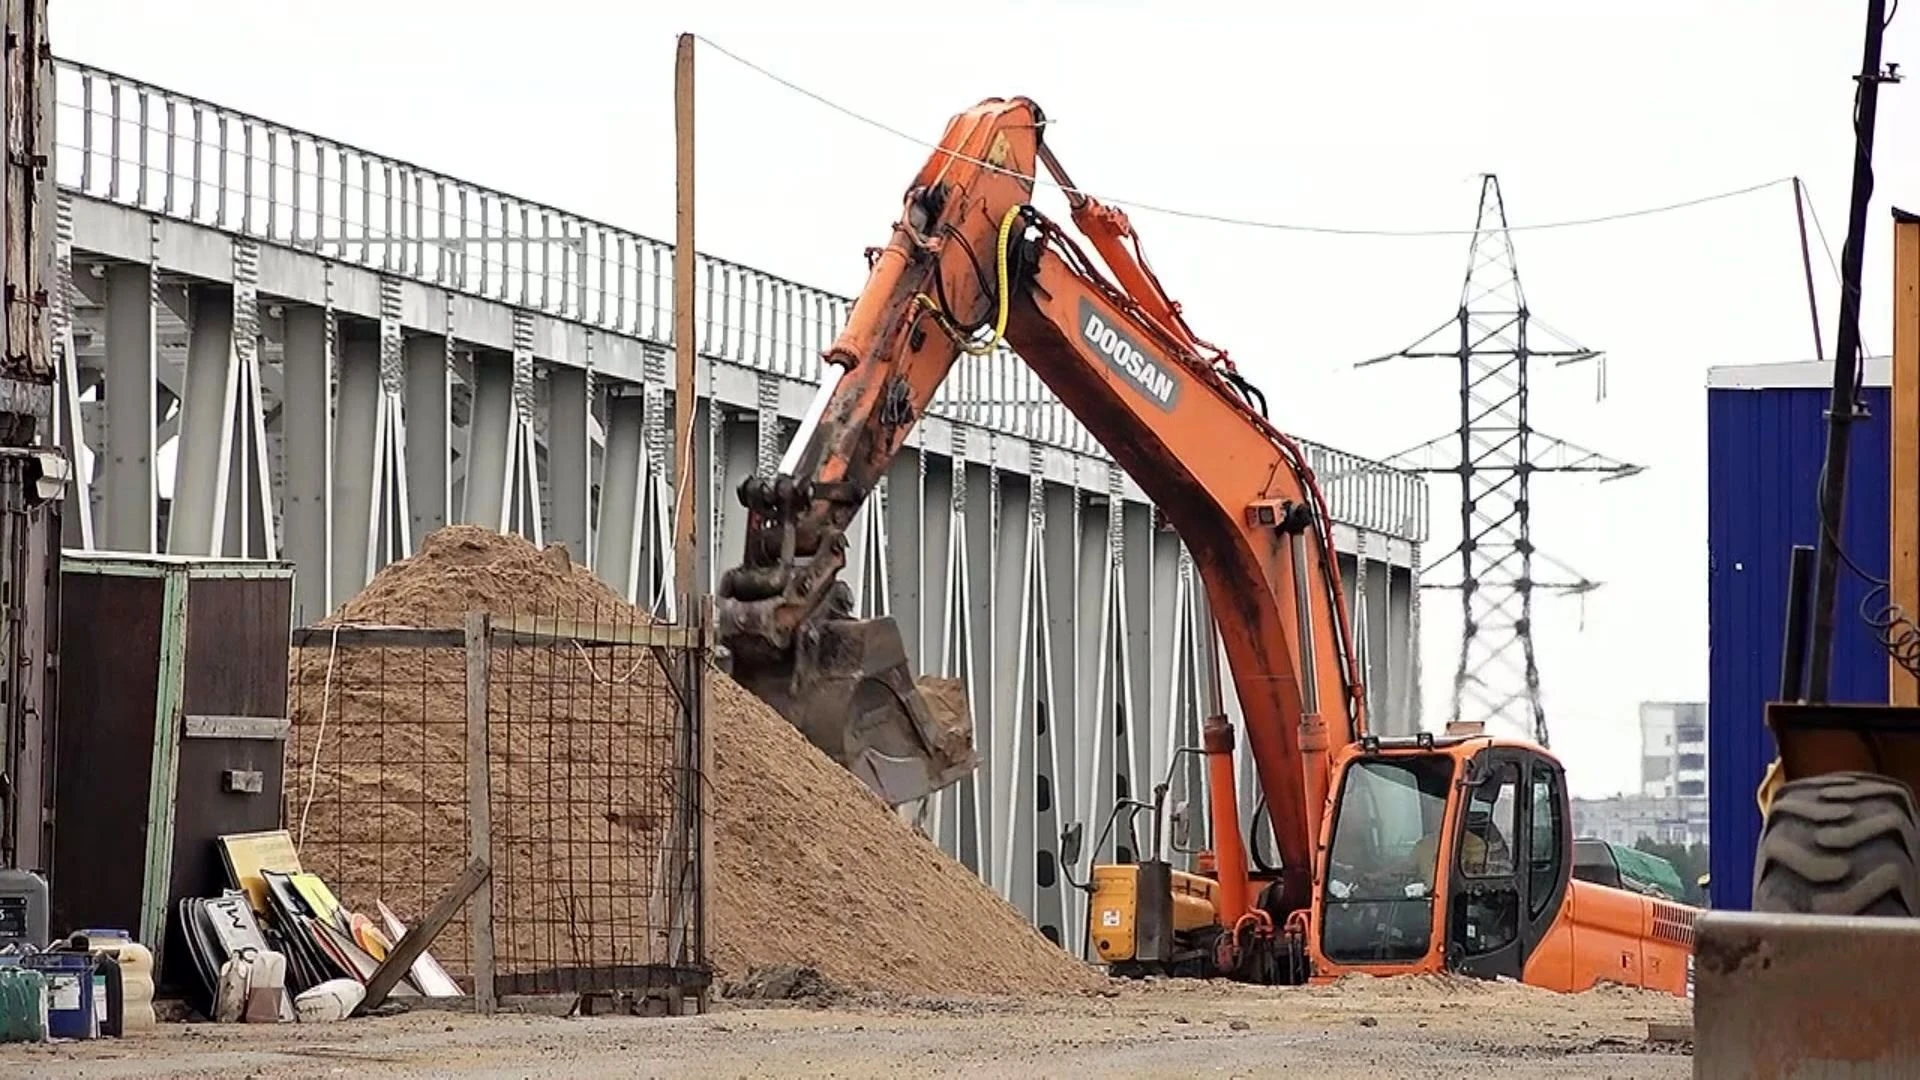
[{"x1": 694, "y1": 34, "x2": 1793, "y2": 239}]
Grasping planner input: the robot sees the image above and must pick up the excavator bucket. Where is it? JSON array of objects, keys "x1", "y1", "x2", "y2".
[{"x1": 725, "y1": 612, "x2": 978, "y2": 806}]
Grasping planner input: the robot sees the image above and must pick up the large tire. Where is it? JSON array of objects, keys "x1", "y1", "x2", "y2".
[{"x1": 1752, "y1": 771, "x2": 1920, "y2": 917}]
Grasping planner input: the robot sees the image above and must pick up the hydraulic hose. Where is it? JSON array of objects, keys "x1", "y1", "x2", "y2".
[{"x1": 915, "y1": 204, "x2": 1024, "y2": 356}]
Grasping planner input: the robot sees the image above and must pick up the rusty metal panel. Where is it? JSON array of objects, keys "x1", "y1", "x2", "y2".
[
  {"x1": 47, "y1": 567, "x2": 165, "y2": 936},
  {"x1": 162, "y1": 724, "x2": 285, "y2": 994},
  {"x1": 157, "y1": 570, "x2": 289, "y2": 992},
  {"x1": 1695, "y1": 909, "x2": 1920, "y2": 1078},
  {"x1": 181, "y1": 572, "x2": 292, "y2": 720}
]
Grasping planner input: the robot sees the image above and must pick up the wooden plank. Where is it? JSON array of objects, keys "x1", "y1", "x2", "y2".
[
  {"x1": 357, "y1": 857, "x2": 490, "y2": 1013},
  {"x1": 295, "y1": 622, "x2": 712, "y2": 651},
  {"x1": 464, "y1": 611, "x2": 497, "y2": 1014},
  {"x1": 182, "y1": 714, "x2": 290, "y2": 740},
  {"x1": 1893, "y1": 209, "x2": 1920, "y2": 705},
  {"x1": 139, "y1": 567, "x2": 190, "y2": 951}
]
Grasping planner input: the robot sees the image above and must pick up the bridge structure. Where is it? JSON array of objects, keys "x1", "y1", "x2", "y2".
[{"x1": 47, "y1": 58, "x2": 1430, "y2": 952}]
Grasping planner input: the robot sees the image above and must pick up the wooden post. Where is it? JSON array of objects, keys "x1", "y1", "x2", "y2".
[
  {"x1": 463, "y1": 611, "x2": 497, "y2": 1013},
  {"x1": 1892, "y1": 208, "x2": 1920, "y2": 705},
  {"x1": 673, "y1": 33, "x2": 698, "y2": 610}
]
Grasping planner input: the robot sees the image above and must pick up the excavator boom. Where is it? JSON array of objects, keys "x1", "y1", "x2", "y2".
[{"x1": 716, "y1": 96, "x2": 1364, "y2": 912}]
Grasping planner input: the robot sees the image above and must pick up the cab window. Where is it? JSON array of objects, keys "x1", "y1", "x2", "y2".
[
  {"x1": 1529, "y1": 768, "x2": 1563, "y2": 917},
  {"x1": 1460, "y1": 765, "x2": 1518, "y2": 878},
  {"x1": 1455, "y1": 761, "x2": 1520, "y2": 956},
  {"x1": 1320, "y1": 755, "x2": 1455, "y2": 964}
]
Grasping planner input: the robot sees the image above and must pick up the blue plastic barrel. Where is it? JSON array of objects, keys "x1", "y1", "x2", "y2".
[{"x1": 22, "y1": 953, "x2": 95, "y2": 1039}]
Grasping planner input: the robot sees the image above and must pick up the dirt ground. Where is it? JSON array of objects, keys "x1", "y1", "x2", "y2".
[{"x1": 0, "y1": 975, "x2": 1691, "y2": 1079}]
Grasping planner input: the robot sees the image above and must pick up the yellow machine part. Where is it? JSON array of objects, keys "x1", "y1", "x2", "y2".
[
  {"x1": 1756, "y1": 756, "x2": 1783, "y2": 816},
  {"x1": 1756, "y1": 704, "x2": 1920, "y2": 819},
  {"x1": 1088, "y1": 864, "x2": 1220, "y2": 962}
]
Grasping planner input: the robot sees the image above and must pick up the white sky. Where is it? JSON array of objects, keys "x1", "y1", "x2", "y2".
[{"x1": 54, "y1": 1, "x2": 1920, "y2": 798}]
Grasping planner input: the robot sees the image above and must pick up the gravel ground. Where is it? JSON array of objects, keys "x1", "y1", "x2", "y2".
[{"x1": 0, "y1": 975, "x2": 1691, "y2": 1079}]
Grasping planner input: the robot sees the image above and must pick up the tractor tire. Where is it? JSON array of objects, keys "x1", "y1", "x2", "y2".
[{"x1": 1751, "y1": 771, "x2": 1920, "y2": 917}]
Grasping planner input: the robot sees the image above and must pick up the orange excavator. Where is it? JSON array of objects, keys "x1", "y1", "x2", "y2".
[{"x1": 714, "y1": 96, "x2": 1696, "y2": 995}]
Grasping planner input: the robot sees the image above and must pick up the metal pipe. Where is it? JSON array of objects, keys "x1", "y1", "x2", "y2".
[
  {"x1": 1807, "y1": 0, "x2": 1894, "y2": 703},
  {"x1": 1780, "y1": 544, "x2": 1816, "y2": 702},
  {"x1": 1290, "y1": 530, "x2": 1320, "y2": 714},
  {"x1": 1792, "y1": 178, "x2": 1826, "y2": 363}
]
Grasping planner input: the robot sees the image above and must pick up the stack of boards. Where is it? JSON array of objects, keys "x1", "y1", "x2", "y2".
[{"x1": 172, "y1": 830, "x2": 461, "y2": 1018}]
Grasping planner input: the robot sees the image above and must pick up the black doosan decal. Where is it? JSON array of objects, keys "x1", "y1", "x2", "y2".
[{"x1": 1078, "y1": 298, "x2": 1179, "y2": 409}]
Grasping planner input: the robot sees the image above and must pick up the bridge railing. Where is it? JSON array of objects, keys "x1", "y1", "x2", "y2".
[{"x1": 50, "y1": 59, "x2": 1428, "y2": 544}]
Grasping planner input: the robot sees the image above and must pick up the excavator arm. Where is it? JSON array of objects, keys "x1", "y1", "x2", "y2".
[{"x1": 716, "y1": 96, "x2": 1365, "y2": 914}]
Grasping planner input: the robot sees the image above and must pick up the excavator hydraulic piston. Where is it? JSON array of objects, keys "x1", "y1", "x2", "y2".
[{"x1": 1202, "y1": 715, "x2": 1253, "y2": 927}]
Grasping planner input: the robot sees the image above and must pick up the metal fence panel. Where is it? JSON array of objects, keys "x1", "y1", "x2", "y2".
[{"x1": 284, "y1": 605, "x2": 709, "y2": 1012}]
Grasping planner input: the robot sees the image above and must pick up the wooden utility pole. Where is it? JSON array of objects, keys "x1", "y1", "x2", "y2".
[{"x1": 673, "y1": 33, "x2": 698, "y2": 611}]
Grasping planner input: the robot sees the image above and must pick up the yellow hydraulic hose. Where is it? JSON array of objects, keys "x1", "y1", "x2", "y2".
[{"x1": 914, "y1": 204, "x2": 1023, "y2": 357}]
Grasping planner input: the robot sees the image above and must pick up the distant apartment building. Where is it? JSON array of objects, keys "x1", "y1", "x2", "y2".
[
  {"x1": 1570, "y1": 701, "x2": 1710, "y2": 848},
  {"x1": 1640, "y1": 700, "x2": 1708, "y2": 801}
]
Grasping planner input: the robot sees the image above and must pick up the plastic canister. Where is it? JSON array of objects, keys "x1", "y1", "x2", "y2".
[
  {"x1": 293, "y1": 978, "x2": 365, "y2": 1023},
  {"x1": 23, "y1": 953, "x2": 94, "y2": 1039},
  {"x1": 88, "y1": 951, "x2": 123, "y2": 1037},
  {"x1": 213, "y1": 952, "x2": 253, "y2": 1023},
  {"x1": 0, "y1": 870, "x2": 49, "y2": 951},
  {"x1": 82, "y1": 933, "x2": 154, "y2": 1033},
  {"x1": 0, "y1": 964, "x2": 47, "y2": 1043}
]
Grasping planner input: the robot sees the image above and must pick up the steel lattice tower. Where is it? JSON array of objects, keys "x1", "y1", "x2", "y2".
[{"x1": 1360, "y1": 175, "x2": 1640, "y2": 747}]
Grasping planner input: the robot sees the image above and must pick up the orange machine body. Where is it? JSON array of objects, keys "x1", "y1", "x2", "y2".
[
  {"x1": 1306, "y1": 733, "x2": 1694, "y2": 996},
  {"x1": 715, "y1": 91, "x2": 1694, "y2": 993}
]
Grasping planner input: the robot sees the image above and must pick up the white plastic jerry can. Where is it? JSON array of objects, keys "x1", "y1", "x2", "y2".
[
  {"x1": 243, "y1": 950, "x2": 288, "y2": 1023},
  {"x1": 213, "y1": 951, "x2": 255, "y2": 1023},
  {"x1": 293, "y1": 979, "x2": 365, "y2": 1024}
]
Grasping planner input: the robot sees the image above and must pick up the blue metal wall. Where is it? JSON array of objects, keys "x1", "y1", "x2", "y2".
[{"x1": 1706, "y1": 380, "x2": 1891, "y2": 910}]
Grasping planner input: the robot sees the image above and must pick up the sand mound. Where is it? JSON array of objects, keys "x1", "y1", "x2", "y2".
[
  {"x1": 289, "y1": 525, "x2": 1096, "y2": 999},
  {"x1": 333, "y1": 524, "x2": 622, "y2": 626},
  {"x1": 707, "y1": 671, "x2": 1095, "y2": 996}
]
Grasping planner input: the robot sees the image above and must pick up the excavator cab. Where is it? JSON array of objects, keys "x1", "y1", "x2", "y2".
[{"x1": 1311, "y1": 732, "x2": 1576, "y2": 985}]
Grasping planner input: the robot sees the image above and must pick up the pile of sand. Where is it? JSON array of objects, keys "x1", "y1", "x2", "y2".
[
  {"x1": 287, "y1": 525, "x2": 1096, "y2": 999},
  {"x1": 706, "y1": 671, "x2": 1095, "y2": 996}
]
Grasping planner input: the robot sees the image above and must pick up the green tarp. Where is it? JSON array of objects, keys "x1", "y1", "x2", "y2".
[{"x1": 1606, "y1": 842, "x2": 1688, "y2": 900}]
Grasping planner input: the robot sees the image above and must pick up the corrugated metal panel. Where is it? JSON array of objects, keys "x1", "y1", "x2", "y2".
[{"x1": 1706, "y1": 378, "x2": 1891, "y2": 911}]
